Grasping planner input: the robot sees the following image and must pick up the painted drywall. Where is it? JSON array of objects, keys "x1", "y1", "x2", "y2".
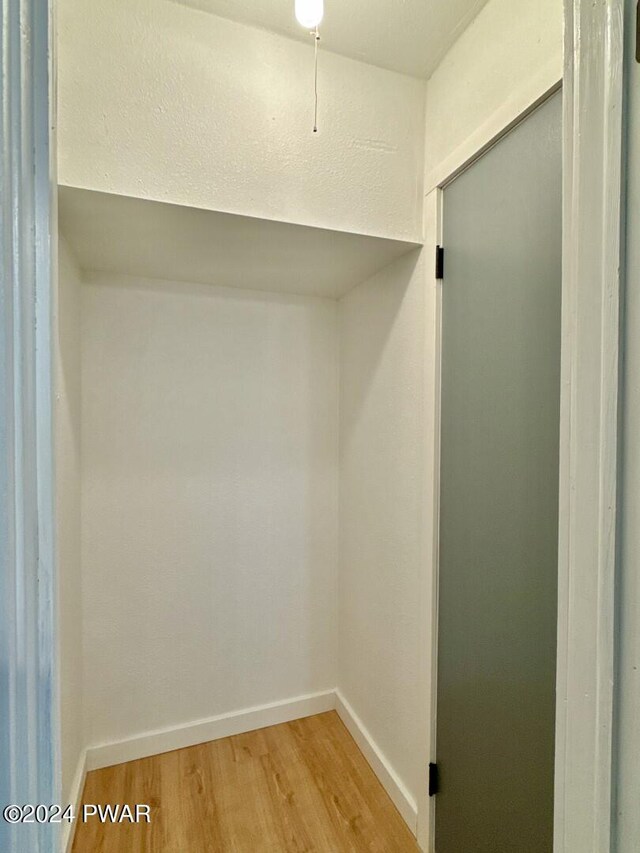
[
  {"x1": 56, "y1": 238, "x2": 84, "y2": 807},
  {"x1": 338, "y1": 248, "x2": 426, "y2": 808},
  {"x1": 424, "y1": 0, "x2": 563, "y2": 189},
  {"x1": 58, "y1": 187, "x2": 421, "y2": 300},
  {"x1": 57, "y1": 0, "x2": 425, "y2": 241},
  {"x1": 615, "y1": 2, "x2": 640, "y2": 848},
  {"x1": 80, "y1": 272, "x2": 338, "y2": 747},
  {"x1": 56, "y1": 0, "x2": 564, "y2": 820},
  {"x1": 335, "y1": 0, "x2": 564, "y2": 824}
]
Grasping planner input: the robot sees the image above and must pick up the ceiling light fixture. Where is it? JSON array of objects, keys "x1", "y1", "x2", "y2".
[
  {"x1": 295, "y1": 0, "x2": 323, "y2": 133},
  {"x1": 295, "y1": 0, "x2": 323, "y2": 29}
]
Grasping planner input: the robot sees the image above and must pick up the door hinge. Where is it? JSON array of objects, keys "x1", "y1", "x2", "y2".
[
  {"x1": 436, "y1": 246, "x2": 444, "y2": 280},
  {"x1": 429, "y1": 762, "x2": 439, "y2": 797},
  {"x1": 637, "y1": 1, "x2": 640, "y2": 62}
]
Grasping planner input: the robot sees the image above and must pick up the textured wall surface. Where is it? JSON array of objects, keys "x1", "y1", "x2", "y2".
[
  {"x1": 424, "y1": 0, "x2": 563, "y2": 187},
  {"x1": 56, "y1": 0, "x2": 565, "y2": 814},
  {"x1": 56, "y1": 238, "x2": 84, "y2": 804},
  {"x1": 81, "y1": 273, "x2": 338, "y2": 746},
  {"x1": 57, "y1": 0, "x2": 426, "y2": 241},
  {"x1": 338, "y1": 248, "x2": 426, "y2": 803}
]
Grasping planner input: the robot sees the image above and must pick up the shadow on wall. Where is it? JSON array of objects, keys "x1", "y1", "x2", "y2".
[
  {"x1": 339, "y1": 247, "x2": 424, "y2": 441},
  {"x1": 338, "y1": 245, "x2": 426, "y2": 803}
]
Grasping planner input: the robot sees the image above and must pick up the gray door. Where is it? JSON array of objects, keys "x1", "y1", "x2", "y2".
[{"x1": 435, "y1": 91, "x2": 562, "y2": 853}]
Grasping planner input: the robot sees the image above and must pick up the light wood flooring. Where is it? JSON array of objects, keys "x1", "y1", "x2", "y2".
[{"x1": 72, "y1": 710, "x2": 420, "y2": 852}]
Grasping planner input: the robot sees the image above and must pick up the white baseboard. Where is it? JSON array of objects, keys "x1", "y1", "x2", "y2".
[
  {"x1": 85, "y1": 690, "x2": 336, "y2": 772},
  {"x1": 334, "y1": 690, "x2": 418, "y2": 835},
  {"x1": 82, "y1": 688, "x2": 417, "y2": 841},
  {"x1": 61, "y1": 749, "x2": 87, "y2": 853}
]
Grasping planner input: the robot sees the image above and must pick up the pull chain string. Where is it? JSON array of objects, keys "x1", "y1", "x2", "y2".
[{"x1": 313, "y1": 27, "x2": 320, "y2": 133}]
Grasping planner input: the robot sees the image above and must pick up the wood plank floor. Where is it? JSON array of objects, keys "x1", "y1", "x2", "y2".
[{"x1": 72, "y1": 711, "x2": 420, "y2": 852}]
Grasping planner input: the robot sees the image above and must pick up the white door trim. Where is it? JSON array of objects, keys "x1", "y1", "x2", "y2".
[
  {"x1": 554, "y1": 2, "x2": 623, "y2": 851},
  {"x1": 0, "y1": 1, "x2": 58, "y2": 851},
  {"x1": 418, "y1": 85, "x2": 563, "y2": 852},
  {"x1": 424, "y1": 70, "x2": 563, "y2": 196},
  {"x1": 419, "y1": 2, "x2": 624, "y2": 846}
]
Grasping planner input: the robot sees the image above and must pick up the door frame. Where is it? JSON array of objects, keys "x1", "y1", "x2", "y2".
[
  {"x1": 0, "y1": 1, "x2": 59, "y2": 851},
  {"x1": 418, "y1": 80, "x2": 563, "y2": 853},
  {"x1": 417, "y1": 2, "x2": 624, "y2": 850}
]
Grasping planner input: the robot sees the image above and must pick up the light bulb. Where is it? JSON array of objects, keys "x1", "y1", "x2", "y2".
[{"x1": 295, "y1": 0, "x2": 323, "y2": 29}]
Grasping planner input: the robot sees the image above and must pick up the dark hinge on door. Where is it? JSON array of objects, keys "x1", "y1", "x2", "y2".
[
  {"x1": 637, "y1": 1, "x2": 640, "y2": 62},
  {"x1": 436, "y1": 246, "x2": 445, "y2": 280},
  {"x1": 429, "y1": 762, "x2": 439, "y2": 797}
]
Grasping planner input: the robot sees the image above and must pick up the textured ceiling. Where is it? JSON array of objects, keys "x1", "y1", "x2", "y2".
[{"x1": 174, "y1": 0, "x2": 490, "y2": 78}]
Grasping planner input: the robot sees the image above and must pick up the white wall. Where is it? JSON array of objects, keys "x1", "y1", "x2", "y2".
[
  {"x1": 56, "y1": 0, "x2": 564, "y2": 831},
  {"x1": 615, "y1": 1, "x2": 640, "y2": 848},
  {"x1": 56, "y1": 238, "x2": 84, "y2": 806},
  {"x1": 336, "y1": 0, "x2": 563, "y2": 839},
  {"x1": 424, "y1": 0, "x2": 563, "y2": 189},
  {"x1": 80, "y1": 272, "x2": 338, "y2": 747},
  {"x1": 57, "y1": 0, "x2": 425, "y2": 241},
  {"x1": 338, "y1": 248, "x2": 426, "y2": 811}
]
